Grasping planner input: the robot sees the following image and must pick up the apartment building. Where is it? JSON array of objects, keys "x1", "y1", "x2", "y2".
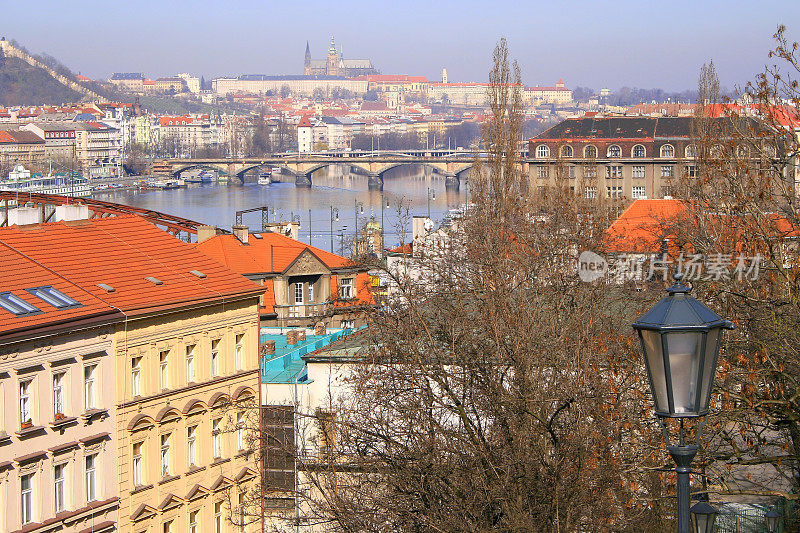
[
  {"x1": 74, "y1": 122, "x2": 122, "y2": 178},
  {"x1": 0, "y1": 213, "x2": 264, "y2": 533},
  {"x1": 196, "y1": 225, "x2": 374, "y2": 328},
  {"x1": 0, "y1": 129, "x2": 46, "y2": 168},
  {"x1": 0, "y1": 229, "x2": 125, "y2": 532},
  {"x1": 528, "y1": 115, "x2": 769, "y2": 200},
  {"x1": 21, "y1": 122, "x2": 78, "y2": 161}
]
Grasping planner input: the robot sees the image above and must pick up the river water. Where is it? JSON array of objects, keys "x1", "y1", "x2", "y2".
[{"x1": 94, "y1": 165, "x2": 469, "y2": 253}]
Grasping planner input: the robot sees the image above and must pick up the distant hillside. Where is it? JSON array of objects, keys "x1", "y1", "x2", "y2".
[
  {"x1": 0, "y1": 39, "x2": 109, "y2": 106},
  {"x1": 0, "y1": 53, "x2": 84, "y2": 106}
]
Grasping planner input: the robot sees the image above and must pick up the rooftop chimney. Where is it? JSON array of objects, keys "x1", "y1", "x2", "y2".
[
  {"x1": 286, "y1": 330, "x2": 298, "y2": 346},
  {"x1": 8, "y1": 207, "x2": 42, "y2": 226},
  {"x1": 260, "y1": 340, "x2": 276, "y2": 358},
  {"x1": 232, "y1": 224, "x2": 249, "y2": 244},
  {"x1": 197, "y1": 225, "x2": 217, "y2": 243},
  {"x1": 55, "y1": 204, "x2": 89, "y2": 222}
]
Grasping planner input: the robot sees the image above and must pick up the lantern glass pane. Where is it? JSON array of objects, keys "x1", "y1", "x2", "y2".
[
  {"x1": 692, "y1": 513, "x2": 711, "y2": 533},
  {"x1": 664, "y1": 331, "x2": 703, "y2": 414},
  {"x1": 641, "y1": 330, "x2": 668, "y2": 413},
  {"x1": 699, "y1": 328, "x2": 721, "y2": 412}
]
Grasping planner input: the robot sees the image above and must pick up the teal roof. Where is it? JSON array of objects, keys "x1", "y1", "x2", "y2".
[{"x1": 260, "y1": 328, "x2": 361, "y2": 384}]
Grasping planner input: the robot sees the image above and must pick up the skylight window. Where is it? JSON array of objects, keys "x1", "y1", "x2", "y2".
[
  {"x1": 189, "y1": 270, "x2": 207, "y2": 279},
  {"x1": 97, "y1": 283, "x2": 115, "y2": 293},
  {"x1": 26, "y1": 286, "x2": 81, "y2": 309},
  {"x1": 145, "y1": 276, "x2": 163, "y2": 285},
  {"x1": 0, "y1": 292, "x2": 41, "y2": 316},
  {"x1": 251, "y1": 234, "x2": 263, "y2": 239}
]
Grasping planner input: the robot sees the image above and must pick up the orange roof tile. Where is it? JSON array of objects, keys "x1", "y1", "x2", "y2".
[
  {"x1": 605, "y1": 199, "x2": 687, "y2": 253},
  {"x1": 0, "y1": 216, "x2": 262, "y2": 316}
]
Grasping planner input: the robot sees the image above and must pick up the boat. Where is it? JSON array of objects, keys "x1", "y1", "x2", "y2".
[
  {"x1": 270, "y1": 168, "x2": 282, "y2": 183},
  {"x1": 0, "y1": 164, "x2": 92, "y2": 202},
  {"x1": 146, "y1": 178, "x2": 183, "y2": 190},
  {"x1": 257, "y1": 170, "x2": 271, "y2": 185},
  {"x1": 185, "y1": 170, "x2": 215, "y2": 184}
]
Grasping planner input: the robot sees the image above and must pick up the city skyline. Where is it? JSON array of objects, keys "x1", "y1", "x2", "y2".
[{"x1": 4, "y1": 0, "x2": 798, "y2": 91}]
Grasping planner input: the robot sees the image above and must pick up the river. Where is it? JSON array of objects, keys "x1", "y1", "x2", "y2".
[{"x1": 93, "y1": 165, "x2": 469, "y2": 253}]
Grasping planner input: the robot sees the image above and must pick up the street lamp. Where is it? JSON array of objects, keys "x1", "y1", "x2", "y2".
[
  {"x1": 632, "y1": 273, "x2": 734, "y2": 533},
  {"x1": 765, "y1": 507, "x2": 781, "y2": 533},
  {"x1": 689, "y1": 501, "x2": 718, "y2": 533},
  {"x1": 330, "y1": 207, "x2": 339, "y2": 253},
  {"x1": 427, "y1": 187, "x2": 436, "y2": 218}
]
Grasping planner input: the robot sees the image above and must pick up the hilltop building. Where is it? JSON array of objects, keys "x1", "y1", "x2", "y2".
[{"x1": 303, "y1": 37, "x2": 379, "y2": 78}]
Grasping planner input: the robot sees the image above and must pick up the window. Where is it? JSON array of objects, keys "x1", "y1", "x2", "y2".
[
  {"x1": 661, "y1": 186, "x2": 673, "y2": 198},
  {"x1": 685, "y1": 144, "x2": 697, "y2": 158},
  {"x1": 26, "y1": 286, "x2": 81, "y2": 309},
  {"x1": 632, "y1": 186, "x2": 647, "y2": 199},
  {"x1": 131, "y1": 357, "x2": 141, "y2": 396},
  {"x1": 160, "y1": 434, "x2": 171, "y2": 477},
  {"x1": 132, "y1": 442, "x2": 143, "y2": 486},
  {"x1": 54, "y1": 464, "x2": 65, "y2": 513},
  {"x1": 186, "y1": 345, "x2": 195, "y2": 383},
  {"x1": 20, "y1": 379, "x2": 32, "y2": 426},
  {"x1": 163, "y1": 520, "x2": 173, "y2": 533},
  {"x1": 53, "y1": 372, "x2": 65, "y2": 417},
  {"x1": 632, "y1": 166, "x2": 645, "y2": 178},
  {"x1": 607, "y1": 145, "x2": 621, "y2": 158},
  {"x1": 187, "y1": 426, "x2": 197, "y2": 466},
  {"x1": 211, "y1": 339, "x2": 220, "y2": 377},
  {"x1": 583, "y1": 166, "x2": 597, "y2": 179},
  {"x1": 341, "y1": 319, "x2": 355, "y2": 329},
  {"x1": 84, "y1": 365, "x2": 96, "y2": 410},
  {"x1": 318, "y1": 410, "x2": 336, "y2": 452},
  {"x1": 293, "y1": 282, "x2": 304, "y2": 305},
  {"x1": 660, "y1": 144, "x2": 674, "y2": 158},
  {"x1": 308, "y1": 282, "x2": 314, "y2": 302},
  {"x1": 584, "y1": 145, "x2": 597, "y2": 158},
  {"x1": 606, "y1": 186, "x2": 623, "y2": 198},
  {"x1": 214, "y1": 502, "x2": 223, "y2": 533},
  {"x1": 535, "y1": 145, "x2": 550, "y2": 158},
  {"x1": 606, "y1": 165, "x2": 623, "y2": 178},
  {"x1": 85, "y1": 454, "x2": 96, "y2": 502},
  {"x1": 0, "y1": 292, "x2": 40, "y2": 316},
  {"x1": 685, "y1": 165, "x2": 697, "y2": 177},
  {"x1": 212, "y1": 418, "x2": 222, "y2": 458},
  {"x1": 190, "y1": 511, "x2": 198, "y2": 533},
  {"x1": 536, "y1": 165, "x2": 549, "y2": 179},
  {"x1": 584, "y1": 186, "x2": 597, "y2": 199},
  {"x1": 661, "y1": 165, "x2": 674, "y2": 178},
  {"x1": 339, "y1": 278, "x2": 353, "y2": 299},
  {"x1": 21, "y1": 474, "x2": 33, "y2": 524},
  {"x1": 632, "y1": 144, "x2": 646, "y2": 158},
  {"x1": 560, "y1": 145, "x2": 573, "y2": 157},
  {"x1": 237, "y1": 412, "x2": 245, "y2": 451},
  {"x1": 235, "y1": 334, "x2": 244, "y2": 371},
  {"x1": 159, "y1": 351, "x2": 169, "y2": 390},
  {"x1": 557, "y1": 165, "x2": 575, "y2": 179}
]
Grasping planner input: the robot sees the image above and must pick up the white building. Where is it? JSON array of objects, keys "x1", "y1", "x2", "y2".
[{"x1": 297, "y1": 115, "x2": 313, "y2": 153}]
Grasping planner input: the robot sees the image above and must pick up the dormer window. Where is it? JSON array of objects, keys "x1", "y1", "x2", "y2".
[
  {"x1": 660, "y1": 144, "x2": 675, "y2": 158},
  {"x1": 632, "y1": 144, "x2": 646, "y2": 158},
  {"x1": 607, "y1": 145, "x2": 621, "y2": 158},
  {"x1": 536, "y1": 145, "x2": 550, "y2": 158}
]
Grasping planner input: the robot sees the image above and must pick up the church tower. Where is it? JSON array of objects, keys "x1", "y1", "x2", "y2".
[
  {"x1": 304, "y1": 41, "x2": 311, "y2": 75},
  {"x1": 326, "y1": 36, "x2": 340, "y2": 76}
]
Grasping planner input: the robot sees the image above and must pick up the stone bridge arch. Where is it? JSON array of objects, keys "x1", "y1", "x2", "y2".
[{"x1": 171, "y1": 163, "x2": 229, "y2": 178}]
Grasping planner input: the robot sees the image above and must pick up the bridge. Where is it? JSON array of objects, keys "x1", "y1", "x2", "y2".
[{"x1": 158, "y1": 150, "x2": 532, "y2": 189}]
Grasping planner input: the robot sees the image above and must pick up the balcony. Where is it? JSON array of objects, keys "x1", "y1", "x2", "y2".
[{"x1": 273, "y1": 302, "x2": 329, "y2": 320}]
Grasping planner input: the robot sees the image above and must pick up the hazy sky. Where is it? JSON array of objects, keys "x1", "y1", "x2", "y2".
[{"x1": 3, "y1": 0, "x2": 797, "y2": 91}]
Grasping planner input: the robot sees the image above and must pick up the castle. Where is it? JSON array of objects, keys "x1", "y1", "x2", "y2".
[{"x1": 304, "y1": 37, "x2": 379, "y2": 78}]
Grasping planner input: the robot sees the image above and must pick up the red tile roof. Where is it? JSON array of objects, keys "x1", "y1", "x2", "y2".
[
  {"x1": 605, "y1": 199, "x2": 687, "y2": 253},
  {"x1": 0, "y1": 242, "x2": 123, "y2": 338},
  {"x1": 298, "y1": 115, "x2": 312, "y2": 128},
  {"x1": 0, "y1": 216, "x2": 262, "y2": 317}
]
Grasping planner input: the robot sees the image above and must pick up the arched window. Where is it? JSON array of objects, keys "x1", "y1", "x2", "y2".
[
  {"x1": 736, "y1": 145, "x2": 748, "y2": 158},
  {"x1": 632, "y1": 144, "x2": 646, "y2": 158},
  {"x1": 584, "y1": 145, "x2": 597, "y2": 158},
  {"x1": 763, "y1": 144, "x2": 777, "y2": 158},
  {"x1": 607, "y1": 145, "x2": 621, "y2": 158},
  {"x1": 685, "y1": 144, "x2": 697, "y2": 158},
  {"x1": 536, "y1": 145, "x2": 550, "y2": 158},
  {"x1": 561, "y1": 145, "x2": 573, "y2": 158},
  {"x1": 710, "y1": 144, "x2": 724, "y2": 158},
  {"x1": 660, "y1": 144, "x2": 674, "y2": 158}
]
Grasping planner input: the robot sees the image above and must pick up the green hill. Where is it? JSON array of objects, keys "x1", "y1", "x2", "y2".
[{"x1": 0, "y1": 52, "x2": 84, "y2": 106}]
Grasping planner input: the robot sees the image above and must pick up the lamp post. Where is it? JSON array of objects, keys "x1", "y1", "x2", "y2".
[
  {"x1": 354, "y1": 200, "x2": 364, "y2": 255},
  {"x1": 689, "y1": 501, "x2": 718, "y2": 533},
  {"x1": 427, "y1": 187, "x2": 436, "y2": 218},
  {"x1": 632, "y1": 273, "x2": 734, "y2": 533},
  {"x1": 330, "y1": 207, "x2": 339, "y2": 253},
  {"x1": 765, "y1": 507, "x2": 781, "y2": 533},
  {"x1": 381, "y1": 194, "x2": 390, "y2": 252}
]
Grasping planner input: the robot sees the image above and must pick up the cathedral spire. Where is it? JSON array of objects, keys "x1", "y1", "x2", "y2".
[{"x1": 329, "y1": 35, "x2": 336, "y2": 55}]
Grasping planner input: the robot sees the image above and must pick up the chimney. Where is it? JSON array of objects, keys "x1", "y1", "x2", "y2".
[
  {"x1": 297, "y1": 329, "x2": 306, "y2": 341},
  {"x1": 197, "y1": 225, "x2": 217, "y2": 243},
  {"x1": 8, "y1": 207, "x2": 42, "y2": 226},
  {"x1": 314, "y1": 321, "x2": 326, "y2": 336},
  {"x1": 55, "y1": 204, "x2": 88, "y2": 222},
  {"x1": 260, "y1": 340, "x2": 276, "y2": 358},
  {"x1": 286, "y1": 330, "x2": 298, "y2": 346},
  {"x1": 232, "y1": 224, "x2": 249, "y2": 244}
]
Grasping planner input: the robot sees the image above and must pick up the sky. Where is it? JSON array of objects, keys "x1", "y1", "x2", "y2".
[{"x1": 3, "y1": 0, "x2": 798, "y2": 91}]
